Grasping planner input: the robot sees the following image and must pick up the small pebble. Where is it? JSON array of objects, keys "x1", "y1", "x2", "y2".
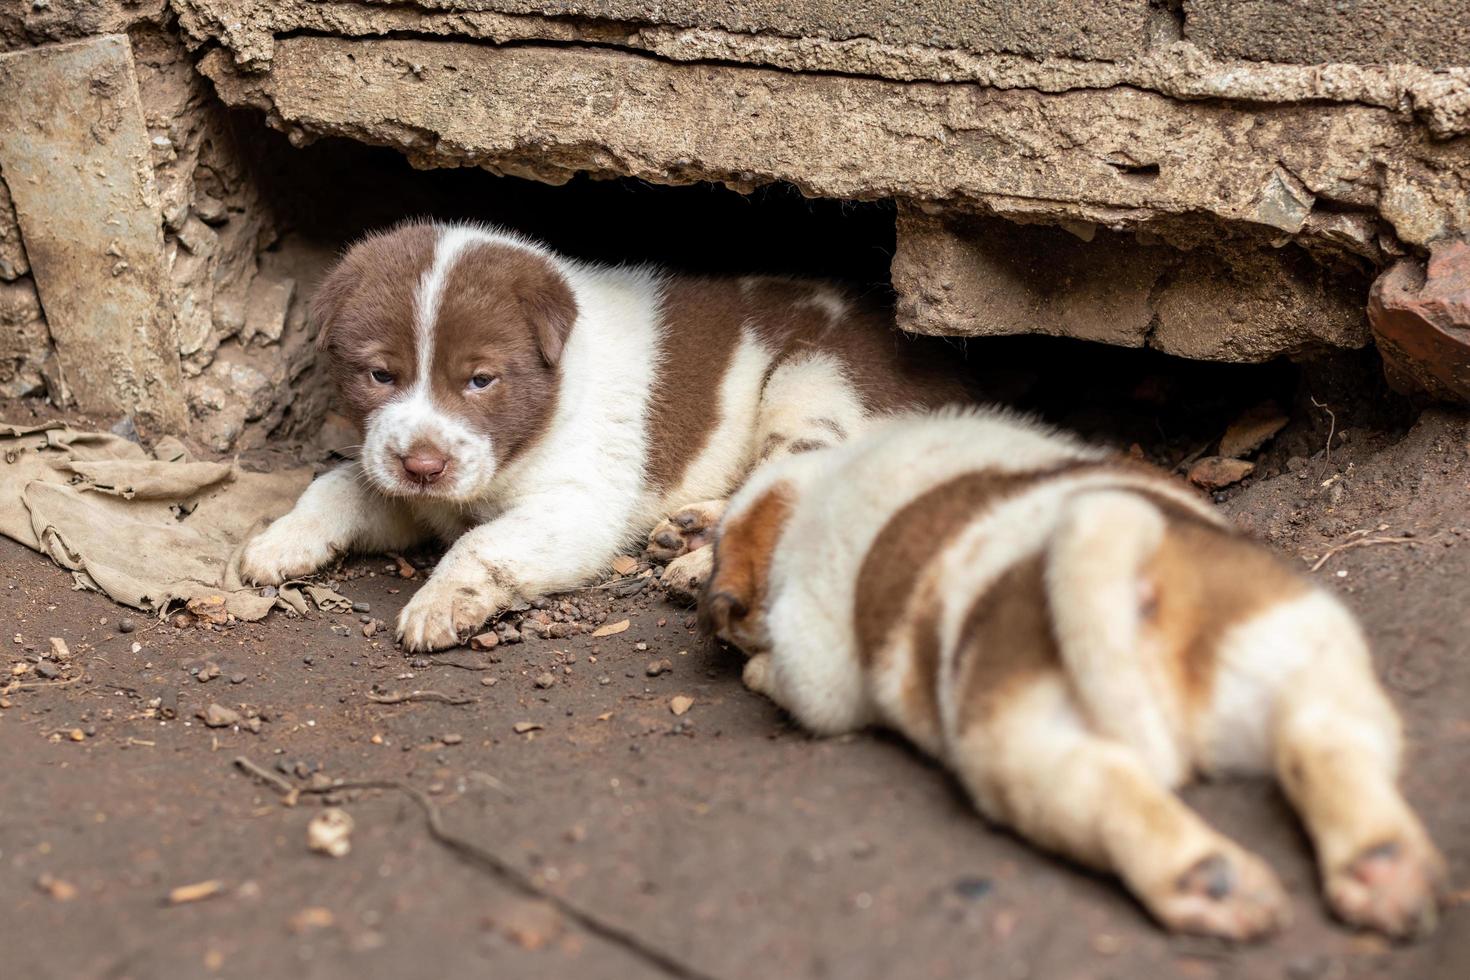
[
  {"x1": 117, "y1": 618, "x2": 136, "y2": 634},
  {"x1": 230, "y1": 673, "x2": 246, "y2": 685},
  {"x1": 480, "y1": 677, "x2": 498, "y2": 687},
  {"x1": 441, "y1": 733, "x2": 463, "y2": 745},
  {"x1": 352, "y1": 601, "x2": 371, "y2": 613},
  {"x1": 646, "y1": 659, "x2": 671, "y2": 677},
  {"x1": 535, "y1": 672, "x2": 556, "y2": 689}
]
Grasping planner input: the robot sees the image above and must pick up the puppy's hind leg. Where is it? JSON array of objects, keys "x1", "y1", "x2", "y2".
[
  {"x1": 1271, "y1": 633, "x2": 1444, "y2": 939},
  {"x1": 957, "y1": 682, "x2": 1289, "y2": 941},
  {"x1": 750, "y1": 352, "x2": 867, "y2": 468},
  {"x1": 1045, "y1": 489, "x2": 1187, "y2": 786}
]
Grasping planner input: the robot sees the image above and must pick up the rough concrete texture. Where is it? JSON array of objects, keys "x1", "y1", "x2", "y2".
[
  {"x1": 1369, "y1": 241, "x2": 1470, "y2": 403},
  {"x1": 173, "y1": 1, "x2": 1470, "y2": 138},
  {"x1": 200, "y1": 37, "x2": 1470, "y2": 251},
  {"x1": 893, "y1": 209, "x2": 1370, "y2": 362},
  {"x1": 0, "y1": 34, "x2": 186, "y2": 431},
  {"x1": 0, "y1": 0, "x2": 165, "y2": 53},
  {"x1": 0, "y1": 278, "x2": 49, "y2": 398},
  {"x1": 0, "y1": 18, "x2": 319, "y2": 447},
  {"x1": 1186, "y1": 0, "x2": 1470, "y2": 71},
  {"x1": 411, "y1": 0, "x2": 1156, "y2": 61},
  {"x1": 0, "y1": 170, "x2": 27, "y2": 280}
]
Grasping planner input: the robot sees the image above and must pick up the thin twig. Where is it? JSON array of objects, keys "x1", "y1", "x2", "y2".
[
  {"x1": 1310, "y1": 395, "x2": 1336, "y2": 472},
  {"x1": 1309, "y1": 534, "x2": 1426, "y2": 572},
  {"x1": 234, "y1": 755, "x2": 296, "y2": 795},
  {"x1": 232, "y1": 757, "x2": 714, "y2": 980},
  {"x1": 8, "y1": 672, "x2": 86, "y2": 692},
  {"x1": 366, "y1": 689, "x2": 476, "y2": 706},
  {"x1": 425, "y1": 658, "x2": 497, "y2": 672}
]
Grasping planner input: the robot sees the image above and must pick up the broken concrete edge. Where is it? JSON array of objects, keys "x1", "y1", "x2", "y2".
[
  {"x1": 169, "y1": 0, "x2": 1470, "y2": 138},
  {"x1": 1368, "y1": 241, "x2": 1470, "y2": 403},
  {"x1": 892, "y1": 207, "x2": 1372, "y2": 363},
  {"x1": 0, "y1": 34, "x2": 188, "y2": 432},
  {"x1": 197, "y1": 35, "x2": 1470, "y2": 254}
]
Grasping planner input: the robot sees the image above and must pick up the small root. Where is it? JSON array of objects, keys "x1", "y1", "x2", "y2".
[{"x1": 366, "y1": 689, "x2": 476, "y2": 706}]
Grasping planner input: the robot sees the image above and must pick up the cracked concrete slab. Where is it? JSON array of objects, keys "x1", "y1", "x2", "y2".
[{"x1": 198, "y1": 36, "x2": 1470, "y2": 256}]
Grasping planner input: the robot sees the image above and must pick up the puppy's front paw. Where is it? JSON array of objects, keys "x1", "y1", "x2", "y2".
[
  {"x1": 1148, "y1": 849, "x2": 1290, "y2": 942},
  {"x1": 645, "y1": 500, "x2": 728, "y2": 563},
  {"x1": 1326, "y1": 835, "x2": 1445, "y2": 940},
  {"x1": 396, "y1": 570, "x2": 507, "y2": 653},
  {"x1": 661, "y1": 548, "x2": 714, "y2": 605},
  {"x1": 239, "y1": 518, "x2": 339, "y2": 585}
]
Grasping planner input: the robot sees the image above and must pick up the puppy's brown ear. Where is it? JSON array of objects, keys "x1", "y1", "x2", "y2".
[
  {"x1": 697, "y1": 578, "x2": 749, "y2": 639},
  {"x1": 521, "y1": 272, "x2": 578, "y2": 367},
  {"x1": 310, "y1": 254, "x2": 362, "y2": 353}
]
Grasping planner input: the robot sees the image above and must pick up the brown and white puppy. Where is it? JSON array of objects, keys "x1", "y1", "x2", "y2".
[
  {"x1": 701, "y1": 409, "x2": 1444, "y2": 942},
  {"x1": 239, "y1": 221, "x2": 969, "y2": 650}
]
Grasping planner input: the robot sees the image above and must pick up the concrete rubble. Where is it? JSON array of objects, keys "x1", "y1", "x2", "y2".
[{"x1": 2, "y1": 0, "x2": 1470, "y2": 437}]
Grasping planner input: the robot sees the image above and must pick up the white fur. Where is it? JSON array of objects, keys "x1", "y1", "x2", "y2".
[
  {"x1": 248, "y1": 222, "x2": 913, "y2": 652},
  {"x1": 719, "y1": 407, "x2": 1442, "y2": 940}
]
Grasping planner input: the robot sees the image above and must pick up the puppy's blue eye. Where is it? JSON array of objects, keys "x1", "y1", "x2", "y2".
[
  {"x1": 468, "y1": 373, "x2": 498, "y2": 391},
  {"x1": 370, "y1": 369, "x2": 394, "y2": 385}
]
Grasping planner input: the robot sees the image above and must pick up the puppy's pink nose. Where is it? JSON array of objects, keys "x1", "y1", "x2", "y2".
[{"x1": 400, "y1": 451, "x2": 448, "y2": 484}]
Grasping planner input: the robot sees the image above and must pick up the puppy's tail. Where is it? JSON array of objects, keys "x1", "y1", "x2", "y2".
[{"x1": 1045, "y1": 489, "x2": 1187, "y2": 785}]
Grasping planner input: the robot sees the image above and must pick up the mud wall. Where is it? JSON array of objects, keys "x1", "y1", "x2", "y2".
[{"x1": 2, "y1": 0, "x2": 1469, "y2": 444}]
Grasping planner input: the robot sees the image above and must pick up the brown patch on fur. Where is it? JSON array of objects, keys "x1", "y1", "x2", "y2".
[
  {"x1": 646, "y1": 274, "x2": 973, "y2": 495},
  {"x1": 951, "y1": 554, "x2": 1059, "y2": 733},
  {"x1": 898, "y1": 591, "x2": 946, "y2": 749},
  {"x1": 312, "y1": 222, "x2": 438, "y2": 432},
  {"x1": 310, "y1": 225, "x2": 574, "y2": 473},
  {"x1": 643, "y1": 277, "x2": 745, "y2": 493},
  {"x1": 698, "y1": 483, "x2": 794, "y2": 649},
  {"x1": 740, "y1": 276, "x2": 973, "y2": 415},
  {"x1": 1144, "y1": 517, "x2": 1309, "y2": 706},
  {"x1": 429, "y1": 242, "x2": 575, "y2": 467},
  {"x1": 787, "y1": 438, "x2": 829, "y2": 454},
  {"x1": 854, "y1": 464, "x2": 1099, "y2": 670}
]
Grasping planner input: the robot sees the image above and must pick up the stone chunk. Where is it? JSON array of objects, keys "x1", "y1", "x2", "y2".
[{"x1": 1368, "y1": 240, "x2": 1470, "y2": 404}]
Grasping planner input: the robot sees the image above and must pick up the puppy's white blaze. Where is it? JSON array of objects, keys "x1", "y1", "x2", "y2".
[{"x1": 414, "y1": 226, "x2": 482, "y2": 389}]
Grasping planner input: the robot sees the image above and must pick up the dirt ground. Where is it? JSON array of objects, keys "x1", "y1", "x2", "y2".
[{"x1": 2, "y1": 391, "x2": 1468, "y2": 980}]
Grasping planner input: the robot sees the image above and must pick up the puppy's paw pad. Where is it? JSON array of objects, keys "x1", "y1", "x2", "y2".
[
  {"x1": 1152, "y1": 850, "x2": 1289, "y2": 941},
  {"x1": 1328, "y1": 838, "x2": 1444, "y2": 939},
  {"x1": 741, "y1": 653, "x2": 773, "y2": 695},
  {"x1": 645, "y1": 500, "x2": 727, "y2": 563},
  {"x1": 661, "y1": 548, "x2": 714, "y2": 605},
  {"x1": 396, "y1": 579, "x2": 500, "y2": 653},
  {"x1": 239, "y1": 524, "x2": 336, "y2": 585}
]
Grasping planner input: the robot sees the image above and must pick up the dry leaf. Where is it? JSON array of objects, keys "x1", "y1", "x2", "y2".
[
  {"x1": 168, "y1": 879, "x2": 225, "y2": 905},
  {"x1": 513, "y1": 721, "x2": 542, "y2": 734},
  {"x1": 591, "y1": 618, "x2": 630, "y2": 638},
  {"x1": 1187, "y1": 456, "x2": 1256, "y2": 490},
  {"x1": 610, "y1": 555, "x2": 639, "y2": 576},
  {"x1": 36, "y1": 873, "x2": 77, "y2": 901},
  {"x1": 289, "y1": 906, "x2": 336, "y2": 933},
  {"x1": 1219, "y1": 402, "x2": 1289, "y2": 459},
  {"x1": 670, "y1": 695, "x2": 694, "y2": 716}
]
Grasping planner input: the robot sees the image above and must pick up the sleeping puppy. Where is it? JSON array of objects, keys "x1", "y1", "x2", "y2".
[
  {"x1": 700, "y1": 409, "x2": 1444, "y2": 941},
  {"x1": 239, "y1": 221, "x2": 969, "y2": 650}
]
